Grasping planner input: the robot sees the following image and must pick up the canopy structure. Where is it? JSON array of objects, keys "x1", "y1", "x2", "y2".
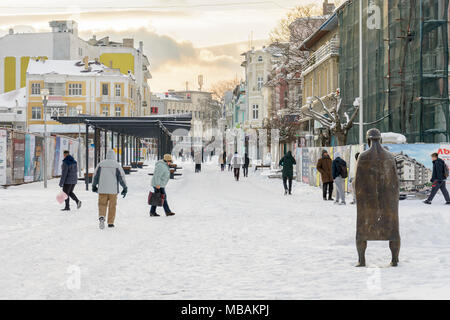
[{"x1": 52, "y1": 114, "x2": 192, "y2": 190}]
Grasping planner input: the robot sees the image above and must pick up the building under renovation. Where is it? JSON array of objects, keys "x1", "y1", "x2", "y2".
[{"x1": 338, "y1": 0, "x2": 449, "y2": 144}]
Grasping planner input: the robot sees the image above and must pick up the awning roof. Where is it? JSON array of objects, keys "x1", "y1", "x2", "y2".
[{"x1": 51, "y1": 114, "x2": 192, "y2": 138}]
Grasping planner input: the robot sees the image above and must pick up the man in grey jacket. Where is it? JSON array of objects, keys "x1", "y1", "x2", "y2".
[
  {"x1": 92, "y1": 150, "x2": 128, "y2": 229},
  {"x1": 59, "y1": 150, "x2": 81, "y2": 211},
  {"x1": 150, "y1": 154, "x2": 175, "y2": 217}
]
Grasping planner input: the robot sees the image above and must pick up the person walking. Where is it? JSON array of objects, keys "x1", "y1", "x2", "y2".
[
  {"x1": 424, "y1": 153, "x2": 450, "y2": 205},
  {"x1": 150, "y1": 154, "x2": 176, "y2": 217},
  {"x1": 231, "y1": 152, "x2": 242, "y2": 181},
  {"x1": 92, "y1": 150, "x2": 128, "y2": 229},
  {"x1": 243, "y1": 153, "x2": 250, "y2": 177},
  {"x1": 279, "y1": 151, "x2": 296, "y2": 195},
  {"x1": 219, "y1": 152, "x2": 225, "y2": 171},
  {"x1": 332, "y1": 152, "x2": 347, "y2": 205},
  {"x1": 194, "y1": 150, "x2": 202, "y2": 173},
  {"x1": 227, "y1": 152, "x2": 233, "y2": 172},
  {"x1": 59, "y1": 150, "x2": 81, "y2": 211},
  {"x1": 317, "y1": 150, "x2": 334, "y2": 201}
]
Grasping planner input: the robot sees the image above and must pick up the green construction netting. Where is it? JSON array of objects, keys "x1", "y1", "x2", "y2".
[{"x1": 338, "y1": 0, "x2": 449, "y2": 144}]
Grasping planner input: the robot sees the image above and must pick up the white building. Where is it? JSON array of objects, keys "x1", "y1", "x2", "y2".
[
  {"x1": 0, "y1": 87, "x2": 27, "y2": 131},
  {"x1": 0, "y1": 20, "x2": 151, "y2": 115}
]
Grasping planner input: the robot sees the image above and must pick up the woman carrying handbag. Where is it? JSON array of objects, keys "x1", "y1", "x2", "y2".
[{"x1": 149, "y1": 154, "x2": 176, "y2": 217}]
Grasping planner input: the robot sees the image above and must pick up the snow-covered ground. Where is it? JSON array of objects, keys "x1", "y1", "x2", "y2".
[{"x1": 1, "y1": 160, "x2": 450, "y2": 299}]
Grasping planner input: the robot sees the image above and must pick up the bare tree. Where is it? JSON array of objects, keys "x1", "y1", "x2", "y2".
[
  {"x1": 302, "y1": 94, "x2": 391, "y2": 146},
  {"x1": 209, "y1": 79, "x2": 240, "y2": 102}
]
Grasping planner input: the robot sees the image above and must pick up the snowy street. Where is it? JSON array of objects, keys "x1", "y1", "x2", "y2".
[{"x1": 1, "y1": 160, "x2": 450, "y2": 300}]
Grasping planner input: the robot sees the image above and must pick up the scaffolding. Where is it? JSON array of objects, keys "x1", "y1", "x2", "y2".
[{"x1": 338, "y1": 0, "x2": 449, "y2": 143}]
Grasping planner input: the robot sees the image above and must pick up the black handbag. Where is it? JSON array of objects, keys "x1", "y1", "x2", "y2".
[{"x1": 148, "y1": 190, "x2": 165, "y2": 207}]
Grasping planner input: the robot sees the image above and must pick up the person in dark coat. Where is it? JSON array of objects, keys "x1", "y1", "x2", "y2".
[
  {"x1": 59, "y1": 150, "x2": 81, "y2": 211},
  {"x1": 332, "y1": 152, "x2": 347, "y2": 205},
  {"x1": 424, "y1": 153, "x2": 450, "y2": 205},
  {"x1": 279, "y1": 151, "x2": 296, "y2": 195},
  {"x1": 243, "y1": 153, "x2": 250, "y2": 177},
  {"x1": 317, "y1": 150, "x2": 333, "y2": 201}
]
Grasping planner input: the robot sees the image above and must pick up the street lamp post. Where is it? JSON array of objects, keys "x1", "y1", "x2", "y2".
[
  {"x1": 41, "y1": 89, "x2": 49, "y2": 189},
  {"x1": 359, "y1": 0, "x2": 364, "y2": 149},
  {"x1": 76, "y1": 105, "x2": 83, "y2": 178},
  {"x1": 306, "y1": 96, "x2": 314, "y2": 147}
]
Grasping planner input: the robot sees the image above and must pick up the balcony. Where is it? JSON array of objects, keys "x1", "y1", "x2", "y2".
[{"x1": 302, "y1": 38, "x2": 339, "y2": 75}]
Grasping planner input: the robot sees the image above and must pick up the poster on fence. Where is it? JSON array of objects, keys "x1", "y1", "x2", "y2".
[
  {"x1": 24, "y1": 134, "x2": 35, "y2": 183},
  {"x1": 12, "y1": 132, "x2": 25, "y2": 185},
  {"x1": 34, "y1": 136, "x2": 43, "y2": 182},
  {"x1": 0, "y1": 130, "x2": 7, "y2": 185}
]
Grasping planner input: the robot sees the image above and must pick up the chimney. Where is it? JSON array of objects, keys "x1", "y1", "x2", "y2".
[
  {"x1": 123, "y1": 38, "x2": 134, "y2": 48},
  {"x1": 8, "y1": 28, "x2": 14, "y2": 35},
  {"x1": 323, "y1": 0, "x2": 335, "y2": 15},
  {"x1": 83, "y1": 56, "x2": 89, "y2": 70}
]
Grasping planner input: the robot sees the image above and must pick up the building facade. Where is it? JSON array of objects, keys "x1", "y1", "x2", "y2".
[
  {"x1": 26, "y1": 58, "x2": 136, "y2": 134},
  {"x1": 0, "y1": 20, "x2": 151, "y2": 116},
  {"x1": 0, "y1": 87, "x2": 27, "y2": 131}
]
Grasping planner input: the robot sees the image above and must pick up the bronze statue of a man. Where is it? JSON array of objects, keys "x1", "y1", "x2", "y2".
[{"x1": 355, "y1": 128, "x2": 400, "y2": 267}]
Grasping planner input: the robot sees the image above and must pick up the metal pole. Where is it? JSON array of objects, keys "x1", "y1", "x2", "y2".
[
  {"x1": 43, "y1": 98, "x2": 48, "y2": 189},
  {"x1": 78, "y1": 121, "x2": 81, "y2": 177},
  {"x1": 117, "y1": 133, "x2": 120, "y2": 162},
  {"x1": 85, "y1": 123, "x2": 89, "y2": 191},
  {"x1": 121, "y1": 135, "x2": 125, "y2": 165},
  {"x1": 104, "y1": 130, "x2": 107, "y2": 159},
  {"x1": 359, "y1": 0, "x2": 364, "y2": 149}
]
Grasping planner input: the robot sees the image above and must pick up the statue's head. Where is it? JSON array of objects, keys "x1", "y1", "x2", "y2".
[{"x1": 366, "y1": 128, "x2": 382, "y2": 147}]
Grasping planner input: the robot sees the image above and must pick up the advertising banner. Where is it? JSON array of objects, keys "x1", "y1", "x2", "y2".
[
  {"x1": 0, "y1": 130, "x2": 7, "y2": 185},
  {"x1": 24, "y1": 134, "x2": 35, "y2": 183},
  {"x1": 34, "y1": 136, "x2": 43, "y2": 182}
]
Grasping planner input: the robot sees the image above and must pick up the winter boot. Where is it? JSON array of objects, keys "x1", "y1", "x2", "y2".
[
  {"x1": 328, "y1": 197, "x2": 334, "y2": 201},
  {"x1": 99, "y1": 217, "x2": 105, "y2": 230},
  {"x1": 166, "y1": 212, "x2": 176, "y2": 216},
  {"x1": 150, "y1": 212, "x2": 160, "y2": 217},
  {"x1": 61, "y1": 208, "x2": 70, "y2": 211},
  {"x1": 423, "y1": 200, "x2": 432, "y2": 205},
  {"x1": 77, "y1": 201, "x2": 82, "y2": 209},
  {"x1": 446, "y1": 202, "x2": 450, "y2": 205},
  {"x1": 108, "y1": 224, "x2": 115, "y2": 228}
]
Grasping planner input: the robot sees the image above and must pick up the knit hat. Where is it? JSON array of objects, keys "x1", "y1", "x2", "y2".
[
  {"x1": 334, "y1": 152, "x2": 342, "y2": 158},
  {"x1": 163, "y1": 154, "x2": 173, "y2": 162}
]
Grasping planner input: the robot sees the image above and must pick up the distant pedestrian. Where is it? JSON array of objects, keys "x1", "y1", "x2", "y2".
[
  {"x1": 150, "y1": 154, "x2": 176, "y2": 217},
  {"x1": 59, "y1": 150, "x2": 81, "y2": 211},
  {"x1": 243, "y1": 153, "x2": 250, "y2": 177},
  {"x1": 332, "y1": 152, "x2": 348, "y2": 205},
  {"x1": 350, "y1": 152, "x2": 360, "y2": 205},
  {"x1": 92, "y1": 150, "x2": 128, "y2": 229},
  {"x1": 194, "y1": 150, "x2": 202, "y2": 173},
  {"x1": 316, "y1": 150, "x2": 333, "y2": 201},
  {"x1": 424, "y1": 153, "x2": 450, "y2": 205},
  {"x1": 227, "y1": 153, "x2": 233, "y2": 171},
  {"x1": 219, "y1": 152, "x2": 225, "y2": 171},
  {"x1": 231, "y1": 152, "x2": 242, "y2": 181},
  {"x1": 279, "y1": 151, "x2": 296, "y2": 195}
]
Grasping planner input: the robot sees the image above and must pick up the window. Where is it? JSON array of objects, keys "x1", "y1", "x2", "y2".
[
  {"x1": 151, "y1": 107, "x2": 158, "y2": 114},
  {"x1": 68, "y1": 83, "x2": 82, "y2": 96},
  {"x1": 102, "y1": 105, "x2": 109, "y2": 116},
  {"x1": 257, "y1": 77, "x2": 264, "y2": 91},
  {"x1": 102, "y1": 83, "x2": 109, "y2": 96},
  {"x1": 68, "y1": 107, "x2": 78, "y2": 116},
  {"x1": 32, "y1": 107, "x2": 41, "y2": 120},
  {"x1": 115, "y1": 84, "x2": 122, "y2": 97},
  {"x1": 258, "y1": 56, "x2": 263, "y2": 62},
  {"x1": 130, "y1": 87, "x2": 134, "y2": 99},
  {"x1": 115, "y1": 106, "x2": 122, "y2": 117},
  {"x1": 252, "y1": 104, "x2": 259, "y2": 119},
  {"x1": 31, "y1": 83, "x2": 41, "y2": 95}
]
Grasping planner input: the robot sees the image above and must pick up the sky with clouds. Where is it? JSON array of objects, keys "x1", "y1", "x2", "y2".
[{"x1": 0, "y1": 0, "x2": 319, "y2": 92}]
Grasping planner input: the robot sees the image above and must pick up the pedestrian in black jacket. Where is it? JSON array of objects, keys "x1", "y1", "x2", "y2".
[
  {"x1": 424, "y1": 153, "x2": 450, "y2": 205},
  {"x1": 59, "y1": 151, "x2": 82, "y2": 211},
  {"x1": 332, "y1": 152, "x2": 347, "y2": 205},
  {"x1": 279, "y1": 151, "x2": 296, "y2": 195},
  {"x1": 243, "y1": 153, "x2": 250, "y2": 177}
]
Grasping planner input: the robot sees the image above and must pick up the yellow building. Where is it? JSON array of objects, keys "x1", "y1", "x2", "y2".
[
  {"x1": 26, "y1": 58, "x2": 136, "y2": 134},
  {"x1": 300, "y1": 13, "x2": 339, "y2": 112}
]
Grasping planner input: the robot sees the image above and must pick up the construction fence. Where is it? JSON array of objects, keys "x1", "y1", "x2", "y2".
[{"x1": 295, "y1": 143, "x2": 450, "y2": 194}]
